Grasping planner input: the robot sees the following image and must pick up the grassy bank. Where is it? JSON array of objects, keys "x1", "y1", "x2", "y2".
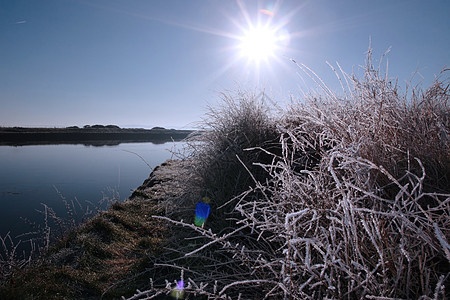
[
  {"x1": 0, "y1": 160, "x2": 191, "y2": 299},
  {"x1": 1, "y1": 199, "x2": 170, "y2": 299}
]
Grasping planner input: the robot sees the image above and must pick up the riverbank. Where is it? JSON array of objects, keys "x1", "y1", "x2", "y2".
[
  {"x1": 0, "y1": 159, "x2": 189, "y2": 299},
  {"x1": 1, "y1": 56, "x2": 448, "y2": 299},
  {"x1": 0, "y1": 126, "x2": 194, "y2": 146}
]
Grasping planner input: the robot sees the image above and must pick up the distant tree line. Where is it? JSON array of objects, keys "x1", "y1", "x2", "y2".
[
  {"x1": 70, "y1": 125, "x2": 122, "y2": 129},
  {"x1": 66, "y1": 125, "x2": 168, "y2": 130}
]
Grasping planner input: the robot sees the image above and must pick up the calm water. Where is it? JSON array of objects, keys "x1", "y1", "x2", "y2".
[{"x1": 0, "y1": 142, "x2": 183, "y2": 240}]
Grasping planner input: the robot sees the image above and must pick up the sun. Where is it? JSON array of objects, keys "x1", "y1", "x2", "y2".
[{"x1": 238, "y1": 25, "x2": 278, "y2": 63}]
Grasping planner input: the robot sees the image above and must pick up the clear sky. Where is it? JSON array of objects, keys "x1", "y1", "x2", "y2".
[{"x1": 1, "y1": 0, "x2": 449, "y2": 129}]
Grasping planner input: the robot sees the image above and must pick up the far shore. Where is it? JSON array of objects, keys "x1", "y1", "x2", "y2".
[{"x1": 0, "y1": 125, "x2": 195, "y2": 146}]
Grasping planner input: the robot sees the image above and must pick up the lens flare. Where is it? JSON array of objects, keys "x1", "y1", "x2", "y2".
[
  {"x1": 194, "y1": 197, "x2": 211, "y2": 227},
  {"x1": 260, "y1": 9, "x2": 274, "y2": 16},
  {"x1": 170, "y1": 280, "x2": 185, "y2": 299}
]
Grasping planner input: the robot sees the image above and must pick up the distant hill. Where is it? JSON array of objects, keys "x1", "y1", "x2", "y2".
[{"x1": 0, "y1": 126, "x2": 195, "y2": 146}]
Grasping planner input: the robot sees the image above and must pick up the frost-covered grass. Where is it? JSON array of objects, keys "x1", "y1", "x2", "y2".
[
  {"x1": 129, "y1": 52, "x2": 449, "y2": 299},
  {"x1": 1, "y1": 51, "x2": 447, "y2": 299}
]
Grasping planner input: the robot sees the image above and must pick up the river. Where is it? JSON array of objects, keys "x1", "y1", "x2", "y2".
[{"x1": 0, "y1": 141, "x2": 185, "y2": 242}]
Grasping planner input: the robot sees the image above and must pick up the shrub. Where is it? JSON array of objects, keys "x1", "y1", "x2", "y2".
[
  {"x1": 128, "y1": 51, "x2": 449, "y2": 299},
  {"x1": 183, "y1": 91, "x2": 281, "y2": 221}
]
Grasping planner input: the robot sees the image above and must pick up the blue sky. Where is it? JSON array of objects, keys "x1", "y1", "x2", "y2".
[{"x1": 1, "y1": 0, "x2": 449, "y2": 128}]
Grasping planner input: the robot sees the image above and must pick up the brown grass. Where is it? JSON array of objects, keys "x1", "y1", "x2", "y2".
[{"x1": 0, "y1": 199, "x2": 168, "y2": 299}]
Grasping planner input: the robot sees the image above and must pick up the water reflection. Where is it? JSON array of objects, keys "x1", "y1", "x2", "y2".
[
  {"x1": 3, "y1": 139, "x2": 175, "y2": 147},
  {"x1": 0, "y1": 142, "x2": 183, "y2": 239}
]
